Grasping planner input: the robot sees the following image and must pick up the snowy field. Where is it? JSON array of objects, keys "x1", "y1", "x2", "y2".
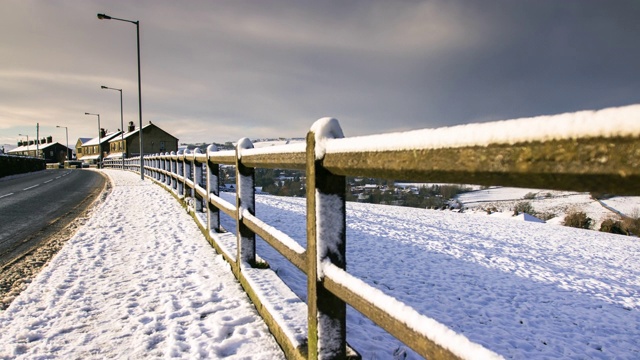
[
  {"x1": 1, "y1": 170, "x2": 639, "y2": 359},
  {"x1": 220, "y1": 192, "x2": 640, "y2": 359},
  {"x1": 457, "y1": 187, "x2": 640, "y2": 228}
]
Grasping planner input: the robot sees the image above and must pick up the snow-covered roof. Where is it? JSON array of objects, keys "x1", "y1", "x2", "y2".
[
  {"x1": 110, "y1": 122, "x2": 177, "y2": 142},
  {"x1": 82, "y1": 131, "x2": 122, "y2": 146},
  {"x1": 77, "y1": 137, "x2": 92, "y2": 145},
  {"x1": 8, "y1": 142, "x2": 70, "y2": 153}
]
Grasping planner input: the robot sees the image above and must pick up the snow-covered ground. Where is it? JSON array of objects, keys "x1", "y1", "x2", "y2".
[
  {"x1": 0, "y1": 170, "x2": 284, "y2": 359},
  {"x1": 457, "y1": 187, "x2": 640, "y2": 228},
  {"x1": 1, "y1": 170, "x2": 639, "y2": 359},
  {"x1": 221, "y1": 192, "x2": 640, "y2": 359}
]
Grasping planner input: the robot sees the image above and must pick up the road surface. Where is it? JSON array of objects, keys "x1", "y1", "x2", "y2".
[{"x1": 0, "y1": 169, "x2": 106, "y2": 268}]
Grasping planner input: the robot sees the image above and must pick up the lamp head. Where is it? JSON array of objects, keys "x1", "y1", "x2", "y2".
[
  {"x1": 101, "y1": 86, "x2": 107, "y2": 89},
  {"x1": 97, "y1": 13, "x2": 111, "y2": 20},
  {"x1": 84, "y1": 112, "x2": 90, "y2": 115}
]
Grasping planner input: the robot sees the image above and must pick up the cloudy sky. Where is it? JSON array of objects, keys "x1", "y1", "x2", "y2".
[{"x1": 1, "y1": 0, "x2": 639, "y2": 149}]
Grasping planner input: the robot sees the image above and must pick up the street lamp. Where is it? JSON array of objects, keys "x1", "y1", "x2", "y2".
[
  {"x1": 101, "y1": 85, "x2": 125, "y2": 170},
  {"x1": 97, "y1": 13, "x2": 144, "y2": 180},
  {"x1": 84, "y1": 112, "x2": 101, "y2": 168},
  {"x1": 18, "y1": 133, "x2": 30, "y2": 156},
  {"x1": 55, "y1": 125, "x2": 69, "y2": 162}
]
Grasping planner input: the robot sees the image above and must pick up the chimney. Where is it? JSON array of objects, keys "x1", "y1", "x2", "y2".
[
  {"x1": 40, "y1": 138, "x2": 46, "y2": 144},
  {"x1": 100, "y1": 128, "x2": 106, "y2": 138},
  {"x1": 128, "y1": 121, "x2": 135, "y2": 132},
  {"x1": 29, "y1": 140, "x2": 34, "y2": 145},
  {"x1": 18, "y1": 140, "x2": 23, "y2": 147},
  {"x1": 47, "y1": 136, "x2": 52, "y2": 143}
]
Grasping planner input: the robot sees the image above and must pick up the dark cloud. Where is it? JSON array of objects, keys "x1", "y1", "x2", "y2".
[{"x1": 1, "y1": 0, "x2": 639, "y2": 145}]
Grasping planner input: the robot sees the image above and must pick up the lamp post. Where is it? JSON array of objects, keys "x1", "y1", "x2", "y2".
[
  {"x1": 97, "y1": 13, "x2": 144, "y2": 180},
  {"x1": 55, "y1": 125, "x2": 69, "y2": 162},
  {"x1": 18, "y1": 133, "x2": 30, "y2": 156},
  {"x1": 84, "y1": 112, "x2": 101, "y2": 168},
  {"x1": 101, "y1": 85, "x2": 125, "y2": 170}
]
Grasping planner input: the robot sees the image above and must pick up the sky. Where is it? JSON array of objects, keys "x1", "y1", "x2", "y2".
[{"x1": 1, "y1": 0, "x2": 640, "y2": 148}]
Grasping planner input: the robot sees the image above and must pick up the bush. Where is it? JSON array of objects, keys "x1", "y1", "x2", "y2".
[
  {"x1": 537, "y1": 211, "x2": 556, "y2": 221},
  {"x1": 513, "y1": 201, "x2": 536, "y2": 216},
  {"x1": 622, "y1": 210, "x2": 640, "y2": 236},
  {"x1": 599, "y1": 218, "x2": 627, "y2": 235},
  {"x1": 563, "y1": 210, "x2": 593, "y2": 229}
]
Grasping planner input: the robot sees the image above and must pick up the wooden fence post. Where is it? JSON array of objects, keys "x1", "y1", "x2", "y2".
[
  {"x1": 177, "y1": 149, "x2": 185, "y2": 197},
  {"x1": 170, "y1": 151, "x2": 178, "y2": 192},
  {"x1": 236, "y1": 138, "x2": 256, "y2": 268},
  {"x1": 193, "y1": 148, "x2": 204, "y2": 212},
  {"x1": 207, "y1": 144, "x2": 221, "y2": 234},
  {"x1": 306, "y1": 118, "x2": 347, "y2": 359}
]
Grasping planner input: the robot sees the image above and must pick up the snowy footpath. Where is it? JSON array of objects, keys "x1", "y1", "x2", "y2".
[{"x1": 0, "y1": 170, "x2": 284, "y2": 359}]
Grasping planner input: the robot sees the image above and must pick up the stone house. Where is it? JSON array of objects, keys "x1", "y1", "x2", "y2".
[
  {"x1": 106, "y1": 121, "x2": 178, "y2": 159},
  {"x1": 74, "y1": 137, "x2": 92, "y2": 160},
  {"x1": 77, "y1": 129, "x2": 122, "y2": 165}
]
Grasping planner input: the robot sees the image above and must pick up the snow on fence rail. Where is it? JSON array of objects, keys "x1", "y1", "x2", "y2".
[{"x1": 104, "y1": 104, "x2": 640, "y2": 360}]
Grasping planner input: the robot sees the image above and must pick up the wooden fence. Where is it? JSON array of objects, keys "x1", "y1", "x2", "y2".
[{"x1": 104, "y1": 104, "x2": 640, "y2": 359}]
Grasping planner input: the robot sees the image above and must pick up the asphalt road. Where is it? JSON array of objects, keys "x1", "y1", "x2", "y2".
[{"x1": 0, "y1": 169, "x2": 106, "y2": 268}]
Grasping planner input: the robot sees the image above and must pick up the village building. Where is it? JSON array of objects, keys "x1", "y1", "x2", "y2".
[
  {"x1": 106, "y1": 121, "x2": 178, "y2": 160},
  {"x1": 76, "y1": 129, "x2": 122, "y2": 165},
  {"x1": 74, "y1": 137, "x2": 92, "y2": 160},
  {"x1": 75, "y1": 121, "x2": 178, "y2": 166},
  {"x1": 8, "y1": 136, "x2": 73, "y2": 164}
]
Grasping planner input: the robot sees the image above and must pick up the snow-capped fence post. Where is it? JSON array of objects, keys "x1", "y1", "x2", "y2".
[
  {"x1": 154, "y1": 155, "x2": 159, "y2": 181},
  {"x1": 306, "y1": 118, "x2": 348, "y2": 359},
  {"x1": 193, "y1": 148, "x2": 204, "y2": 213},
  {"x1": 170, "y1": 151, "x2": 177, "y2": 192},
  {"x1": 177, "y1": 149, "x2": 185, "y2": 197},
  {"x1": 156, "y1": 154, "x2": 162, "y2": 181},
  {"x1": 206, "y1": 144, "x2": 221, "y2": 233},
  {"x1": 163, "y1": 154, "x2": 169, "y2": 186},
  {"x1": 167, "y1": 154, "x2": 172, "y2": 187},
  {"x1": 186, "y1": 149, "x2": 195, "y2": 202},
  {"x1": 236, "y1": 138, "x2": 256, "y2": 268}
]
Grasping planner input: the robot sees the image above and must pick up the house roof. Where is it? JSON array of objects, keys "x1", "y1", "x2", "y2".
[
  {"x1": 110, "y1": 122, "x2": 178, "y2": 142},
  {"x1": 82, "y1": 131, "x2": 122, "y2": 146},
  {"x1": 8, "y1": 142, "x2": 71, "y2": 153},
  {"x1": 77, "y1": 137, "x2": 92, "y2": 145}
]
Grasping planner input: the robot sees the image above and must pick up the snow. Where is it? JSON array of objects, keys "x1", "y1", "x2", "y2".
[
  {"x1": 217, "y1": 192, "x2": 640, "y2": 359},
  {"x1": 322, "y1": 104, "x2": 640, "y2": 154},
  {"x1": 323, "y1": 263, "x2": 502, "y2": 360},
  {"x1": 2, "y1": 169, "x2": 639, "y2": 359},
  {"x1": 236, "y1": 137, "x2": 253, "y2": 160},
  {"x1": 458, "y1": 187, "x2": 640, "y2": 229},
  {"x1": 310, "y1": 117, "x2": 344, "y2": 159},
  {"x1": 0, "y1": 170, "x2": 284, "y2": 359},
  {"x1": 315, "y1": 191, "x2": 345, "y2": 279},
  {"x1": 600, "y1": 197, "x2": 640, "y2": 217}
]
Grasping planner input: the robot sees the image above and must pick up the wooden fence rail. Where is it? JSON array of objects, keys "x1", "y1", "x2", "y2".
[{"x1": 104, "y1": 104, "x2": 640, "y2": 360}]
